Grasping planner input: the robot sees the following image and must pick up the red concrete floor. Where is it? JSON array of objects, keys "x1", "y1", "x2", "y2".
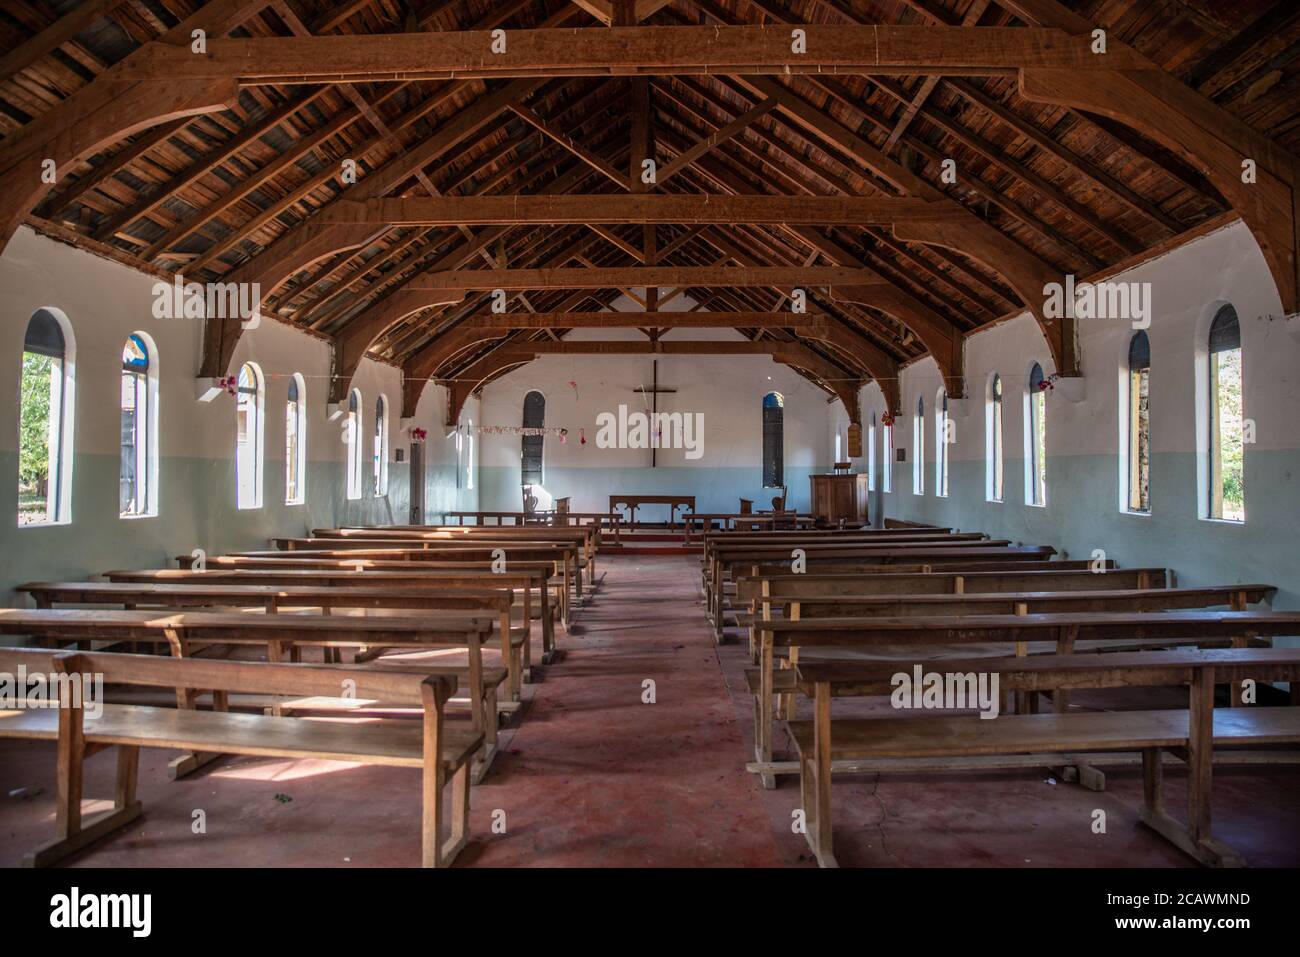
[{"x1": 2, "y1": 553, "x2": 1298, "y2": 867}]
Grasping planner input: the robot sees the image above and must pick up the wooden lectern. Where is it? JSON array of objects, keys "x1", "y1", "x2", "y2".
[{"x1": 808, "y1": 473, "x2": 869, "y2": 526}]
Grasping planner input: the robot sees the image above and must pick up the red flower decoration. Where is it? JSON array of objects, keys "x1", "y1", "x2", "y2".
[{"x1": 411, "y1": 427, "x2": 428, "y2": 443}]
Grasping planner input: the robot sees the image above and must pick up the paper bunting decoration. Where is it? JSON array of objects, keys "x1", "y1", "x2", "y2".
[{"x1": 472, "y1": 425, "x2": 569, "y2": 437}]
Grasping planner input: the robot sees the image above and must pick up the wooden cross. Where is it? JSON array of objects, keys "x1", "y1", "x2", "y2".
[{"x1": 631, "y1": 359, "x2": 677, "y2": 467}]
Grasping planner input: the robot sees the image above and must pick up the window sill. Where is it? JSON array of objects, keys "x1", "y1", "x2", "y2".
[
  {"x1": 119, "y1": 511, "x2": 158, "y2": 521},
  {"x1": 1121, "y1": 509, "x2": 1151, "y2": 518},
  {"x1": 17, "y1": 519, "x2": 71, "y2": 529},
  {"x1": 1200, "y1": 516, "x2": 1246, "y2": 526},
  {"x1": 285, "y1": 499, "x2": 305, "y2": 507}
]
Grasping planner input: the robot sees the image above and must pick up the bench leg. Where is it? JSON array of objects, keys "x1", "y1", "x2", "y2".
[
  {"x1": 811, "y1": 682, "x2": 837, "y2": 867},
  {"x1": 26, "y1": 745, "x2": 143, "y2": 868},
  {"x1": 798, "y1": 751, "x2": 818, "y2": 857},
  {"x1": 1138, "y1": 672, "x2": 1245, "y2": 868},
  {"x1": 756, "y1": 637, "x2": 776, "y2": 789},
  {"x1": 440, "y1": 763, "x2": 471, "y2": 866},
  {"x1": 501, "y1": 625, "x2": 522, "y2": 702}
]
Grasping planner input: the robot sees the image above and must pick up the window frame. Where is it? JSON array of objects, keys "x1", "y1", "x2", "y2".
[
  {"x1": 373, "y1": 394, "x2": 389, "y2": 497},
  {"x1": 119, "y1": 332, "x2": 159, "y2": 519},
  {"x1": 345, "y1": 388, "x2": 363, "y2": 501},
  {"x1": 867, "y1": 411, "x2": 877, "y2": 491},
  {"x1": 912, "y1": 395, "x2": 925, "y2": 495},
  {"x1": 18, "y1": 308, "x2": 76, "y2": 527},
  {"x1": 1203, "y1": 305, "x2": 1245, "y2": 523},
  {"x1": 521, "y1": 390, "x2": 546, "y2": 487},
  {"x1": 934, "y1": 388, "x2": 949, "y2": 498},
  {"x1": 1120, "y1": 332, "x2": 1151, "y2": 515},
  {"x1": 1024, "y1": 362, "x2": 1047, "y2": 507},
  {"x1": 985, "y1": 373, "x2": 1003, "y2": 503},
  {"x1": 285, "y1": 372, "x2": 306, "y2": 506},
  {"x1": 882, "y1": 422, "x2": 893, "y2": 493},
  {"x1": 235, "y1": 362, "x2": 265, "y2": 510},
  {"x1": 762, "y1": 391, "x2": 785, "y2": 489}
]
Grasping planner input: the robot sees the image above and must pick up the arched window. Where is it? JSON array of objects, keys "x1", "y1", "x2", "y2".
[
  {"x1": 522, "y1": 390, "x2": 545, "y2": 486},
  {"x1": 1207, "y1": 305, "x2": 1244, "y2": 521},
  {"x1": 986, "y1": 374, "x2": 1003, "y2": 503},
  {"x1": 1124, "y1": 332, "x2": 1151, "y2": 514},
  {"x1": 285, "y1": 373, "x2": 306, "y2": 505},
  {"x1": 934, "y1": 389, "x2": 949, "y2": 497},
  {"x1": 236, "y1": 362, "x2": 264, "y2": 509},
  {"x1": 882, "y1": 416, "x2": 893, "y2": 493},
  {"x1": 19, "y1": 308, "x2": 74, "y2": 525},
  {"x1": 912, "y1": 395, "x2": 925, "y2": 495},
  {"x1": 373, "y1": 394, "x2": 389, "y2": 497},
  {"x1": 762, "y1": 392, "x2": 784, "y2": 488},
  {"x1": 466, "y1": 417, "x2": 475, "y2": 491},
  {"x1": 346, "y1": 388, "x2": 363, "y2": 500},
  {"x1": 867, "y1": 411, "x2": 877, "y2": 491},
  {"x1": 120, "y1": 333, "x2": 158, "y2": 517},
  {"x1": 1025, "y1": 362, "x2": 1047, "y2": 506}
]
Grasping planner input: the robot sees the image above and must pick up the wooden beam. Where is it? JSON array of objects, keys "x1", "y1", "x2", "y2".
[
  {"x1": 116, "y1": 27, "x2": 1150, "y2": 83},
  {"x1": 0, "y1": 0, "x2": 119, "y2": 85},
  {"x1": 317, "y1": 195, "x2": 966, "y2": 226},
  {"x1": 580, "y1": 0, "x2": 677, "y2": 25},
  {"x1": 509, "y1": 104, "x2": 629, "y2": 187},
  {"x1": 0, "y1": 0, "x2": 270, "y2": 248},
  {"x1": 657, "y1": 98, "x2": 777, "y2": 184},
  {"x1": 406, "y1": 265, "x2": 885, "y2": 290},
  {"x1": 470, "y1": 311, "x2": 828, "y2": 329}
]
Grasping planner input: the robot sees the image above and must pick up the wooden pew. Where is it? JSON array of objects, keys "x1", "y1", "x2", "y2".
[
  {"x1": 318, "y1": 524, "x2": 601, "y2": 589},
  {"x1": 790, "y1": 648, "x2": 1300, "y2": 867},
  {"x1": 220, "y1": 544, "x2": 579, "y2": 623},
  {"x1": 104, "y1": 566, "x2": 557, "y2": 664},
  {"x1": 15, "y1": 581, "x2": 520, "y2": 770},
  {"x1": 743, "y1": 582, "x2": 1271, "y2": 745},
  {"x1": 442, "y1": 510, "x2": 620, "y2": 543},
  {"x1": 707, "y1": 543, "x2": 1057, "y2": 642},
  {"x1": 0, "y1": 607, "x2": 502, "y2": 777},
  {"x1": 749, "y1": 609, "x2": 1300, "y2": 789},
  {"x1": 170, "y1": 554, "x2": 571, "y2": 630},
  {"x1": 682, "y1": 513, "x2": 819, "y2": 542},
  {"x1": 700, "y1": 529, "x2": 986, "y2": 600},
  {"x1": 0, "y1": 648, "x2": 478, "y2": 867}
]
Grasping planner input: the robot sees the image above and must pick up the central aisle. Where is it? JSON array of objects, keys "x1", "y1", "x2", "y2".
[{"x1": 467, "y1": 553, "x2": 789, "y2": 866}]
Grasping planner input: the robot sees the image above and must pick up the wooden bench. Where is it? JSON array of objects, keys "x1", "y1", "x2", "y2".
[
  {"x1": 226, "y1": 543, "x2": 579, "y2": 619},
  {"x1": 707, "y1": 543, "x2": 1057, "y2": 642},
  {"x1": 317, "y1": 524, "x2": 601, "y2": 588},
  {"x1": 682, "y1": 513, "x2": 819, "y2": 542},
  {"x1": 0, "y1": 607, "x2": 504, "y2": 777},
  {"x1": 0, "y1": 648, "x2": 480, "y2": 867},
  {"x1": 172, "y1": 554, "x2": 572, "y2": 629},
  {"x1": 749, "y1": 609, "x2": 1300, "y2": 789},
  {"x1": 442, "y1": 510, "x2": 620, "y2": 543},
  {"x1": 16, "y1": 581, "x2": 523, "y2": 770},
  {"x1": 790, "y1": 648, "x2": 1300, "y2": 867},
  {"x1": 738, "y1": 583, "x2": 1269, "y2": 666},
  {"x1": 253, "y1": 539, "x2": 585, "y2": 604},
  {"x1": 106, "y1": 566, "x2": 557, "y2": 662}
]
